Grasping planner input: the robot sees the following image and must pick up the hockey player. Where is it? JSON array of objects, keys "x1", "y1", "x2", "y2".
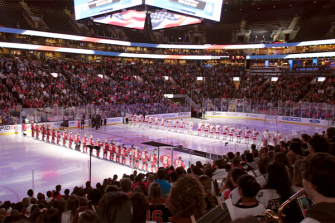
[
  {"x1": 204, "y1": 122, "x2": 210, "y2": 137},
  {"x1": 31, "y1": 122, "x2": 35, "y2": 137},
  {"x1": 56, "y1": 129, "x2": 61, "y2": 145},
  {"x1": 236, "y1": 127, "x2": 243, "y2": 143},
  {"x1": 133, "y1": 114, "x2": 137, "y2": 126},
  {"x1": 51, "y1": 128, "x2": 56, "y2": 143},
  {"x1": 262, "y1": 130, "x2": 270, "y2": 146},
  {"x1": 74, "y1": 133, "x2": 81, "y2": 150},
  {"x1": 68, "y1": 131, "x2": 74, "y2": 149},
  {"x1": 244, "y1": 127, "x2": 252, "y2": 144},
  {"x1": 215, "y1": 124, "x2": 221, "y2": 139},
  {"x1": 109, "y1": 140, "x2": 115, "y2": 161},
  {"x1": 41, "y1": 125, "x2": 46, "y2": 141},
  {"x1": 222, "y1": 124, "x2": 229, "y2": 140},
  {"x1": 103, "y1": 139, "x2": 109, "y2": 159},
  {"x1": 173, "y1": 119, "x2": 179, "y2": 132},
  {"x1": 160, "y1": 118, "x2": 166, "y2": 130},
  {"x1": 95, "y1": 138, "x2": 101, "y2": 157},
  {"x1": 167, "y1": 119, "x2": 172, "y2": 131},
  {"x1": 62, "y1": 130, "x2": 67, "y2": 146},
  {"x1": 121, "y1": 144, "x2": 127, "y2": 165},
  {"x1": 160, "y1": 153, "x2": 171, "y2": 168},
  {"x1": 134, "y1": 146, "x2": 141, "y2": 169},
  {"x1": 141, "y1": 147, "x2": 149, "y2": 171},
  {"x1": 197, "y1": 121, "x2": 203, "y2": 136},
  {"x1": 174, "y1": 156, "x2": 186, "y2": 169},
  {"x1": 179, "y1": 119, "x2": 185, "y2": 133},
  {"x1": 149, "y1": 116, "x2": 154, "y2": 128},
  {"x1": 144, "y1": 116, "x2": 149, "y2": 128},
  {"x1": 209, "y1": 124, "x2": 215, "y2": 138},
  {"x1": 128, "y1": 144, "x2": 135, "y2": 166},
  {"x1": 88, "y1": 135, "x2": 94, "y2": 154},
  {"x1": 82, "y1": 134, "x2": 88, "y2": 152},
  {"x1": 229, "y1": 125, "x2": 235, "y2": 141},
  {"x1": 188, "y1": 121, "x2": 194, "y2": 135},
  {"x1": 46, "y1": 127, "x2": 51, "y2": 142},
  {"x1": 150, "y1": 150, "x2": 158, "y2": 172},
  {"x1": 273, "y1": 130, "x2": 282, "y2": 146},
  {"x1": 154, "y1": 116, "x2": 159, "y2": 129},
  {"x1": 115, "y1": 142, "x2": 121, "y2": 163},
  {"x1": 252, "y1": 128, "x2": 259, "y2": 144},
  {"x1": 138, "y1": 114, "x2": 143, "y2": 127},
  {"x1": 35, "y1": 124, "x2": 40, "y2": 139}
]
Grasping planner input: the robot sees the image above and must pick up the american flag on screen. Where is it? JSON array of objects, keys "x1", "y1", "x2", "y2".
[
  {"x1": 94, "y1": 10, "x2": 146, "y2": 30},
  {"x1": 150, "y1": 11, "x2": 202, "y2": 30}
]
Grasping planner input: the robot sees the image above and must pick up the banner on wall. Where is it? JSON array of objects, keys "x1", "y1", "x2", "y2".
[
  {"x1": 278, "y1": 116, "x2": 326, "y2": 126},
  {"x1": 205, "y1": 111, "x2": 265, "y2": 120},
  {"x1": 150, "y1": 112, "x2": 191, "y2": 120}
]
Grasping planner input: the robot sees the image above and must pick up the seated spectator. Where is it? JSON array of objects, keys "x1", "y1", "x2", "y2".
[
  {"x1": 27, "y1": 189, "x2": 34, "y2": 202},
  {"x1": 43, "y1": 208, "x2": 60, "y2": 223},
  {"x1": 212, "y1": 159, "x2": 228, "y2": 181},
  {"x1": 169, "y1": 171, "x2": 178, "y2": 187},
  {"x1": 61, "y1": 195, "x2": 79, "y2": 223},
  {"x1": 79, "y1": 210, "x2": 101, "y2": 223},
  {"x1": 130, "y1": 193, "x2": 149, "y2": 223},
  {"x1": 245, "y1": 153, "x2": 258, "y2": 171},
  {"x1": 198, "y1": 175, "x2": 218, "y2": 212},
  {"x1": 301, "y1": 153, "x2": 335, "y2": 223},
  {"x1": 46, "y1": 191, "x2": 53, "y2": 203},
  {"x1": 99, "y1": 191, "x2": 131, "y2": 223},
  {"x1": 149, "y1": 169, "x2": 171, "y2": 197},
  {"x1": 228, "y1": 167, "x2": 247, "y2": 204},
  {"x1": 168, "y1": 175, "x2": 206, "y2": 222},
  {"x1": 226, "y1": 174, "x2": 265, "y2": 221},
  {"x1": 52, "y1": 185, "x2": 62, "y2": 200},
  {"x1": 308, "y1": 134, "x2": 330, "y2": 154},
  {"x1": 147, "y1": 182, "x2": 171, "y2": 222}
]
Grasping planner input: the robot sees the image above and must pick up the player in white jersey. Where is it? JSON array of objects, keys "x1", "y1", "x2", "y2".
[
  {"x1": 179, "y1": 119, "x2": 185, "y2": 133},
  {"x1": 273, "y1": 130, "x2": 282, "y2": 146},
  {"x1": 229, "y1": 125, "x2": 235, "y2": 141},
  {"x1": 173, "y1": 120, "x2": 179, "y2": 132},
  {"x1": 209, "y1": 124, "x2": 215, "y2": 138},
  {"x1": 235, "y1": 127, "x2": 242, "y2": 143},
  {"x1": 252, "y1": 128, "x2": 260, "y2": 144},
  {"x1": 167, "y1": 119, "x2": 172, "y2": 131},
  {"x1": 262, "y1": 129, "x2": 270, "y2": 146},
  {"x1": 154, "y1": 116, "x2": 159, "y2": 129},
  {"x1": 160, "y1": 118, "x2": 166, "y2": 130},
  {"x1": 144, "y1": 116, "x2": 149, "y2": 128},
  {"x1": 222, "y1": 124, "x2": 229, "y2": 140},
  {"x1": 215, "y1": 124, "x2": 221, "y2": 139},
  {"x1": 149, "y1": 116, "x2": 154, "y2": 128},
  {"x1": 133, "y1": 114, "x2": 137, "y2": 126},
  {"x1": 187, "y1": 121, "x2": 193, "y2": 134},
  {"x1": 197, "y1": 122, "x2": 204, "y2": 136},
  {"x1": 128, "y1": 114, "x2": 133, "y2": 125},
  {"x1": 244, "y1": 127, "x2": 252, "y2": 144},
  {"x1": 204, "y1": 122, "x2": 210, "y2": 137},
  {"x1": 138, "y1": 114, "x2": 143, "y2": 127}
]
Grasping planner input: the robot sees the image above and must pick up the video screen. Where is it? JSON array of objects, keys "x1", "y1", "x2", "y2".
[
  {"x1": 150, "y1": 11, "x2": 201, "y2": 30},
  {"x1": 145, "y1": 0, "x2": 222, "y2": 21},
  {"x1": 74, "y1": 0, "x2": 142, "y2": 20},
  {"x1": 94, "y1": 10, "x2": 146, "y2": 30}
]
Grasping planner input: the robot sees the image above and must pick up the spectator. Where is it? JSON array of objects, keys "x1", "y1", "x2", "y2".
[
  {"x1": 228, "y1": 167, "x2": 246, "y2": 204},
  {"x1": 301, "y1": 153, "x2": 335, "y2": 223},
  {"x1": 27, "y1": 189, "x2": 34, "y2": 202},
  {"x1": 256, "y1": 156, "x2": 271, "y2": 188},
  {"x1": 46, "y1": 191, "x2": 53, "y2": 203},
  {"x1": 198, "y1": 175, "x2": 218, "y2": 212},
  {"x1": 227, "y1": 174, "x2": 265, "y2": 221},
  {"x1": 245, "y1": 153, "x2": 258, "y2": 170},
  {"x1": 79, "y1": 210, "x2": 101, "y2": 223},
  {"x1": 212, "y1": 159, "x2": 229, "y2": 181},
  {"x1": 168, "y1": 175, "x2": 206, "y2": 222},
  {"x1": 147, "y1": 182, "x2": 171, "y2": 222},
  {"x1": 120, "y1": 178, "x2": 133, "y2": 197},
  {"x1": 99, "y1": 191, "x2": 131, "y2": 223},
  {"x1": 130, "y1": 193, "x2": 149, "y2": 223},
  {"x1": 43, "y1": 208, "x2": 60, "y2": 223},
  {"x1": 169, "y1": 171, "x2": 178, "y2": 187},
  {"x1": 61, "y1": 195, "x2": 79, "y2": 223},
  {"x1": 149, "y1": 169, "x2": 171, "y2": 197},
  {"x1": 53, "y1": 185, "x2": 62, "y2": 200},
  {"x1": 308, "y1": 134, "x2": 330, "y2": 154}
]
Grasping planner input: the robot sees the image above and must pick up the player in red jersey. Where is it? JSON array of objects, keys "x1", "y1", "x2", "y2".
[
  {"x1": 174, "y1": 156, "x2": 186, "y2": 169},
  {"x1": 56, "y1": 129, "x2": 61, "y2": 145},
  {"x1": 244, "y1": 127, "x2": 252, "y2": 144},
  {"x1": 109, "y1": 140, "x2": 115, "y2": 161},
  {"x1": 236, "y1": 127, "x2": 243, "y2": 143},
  {"x1": 62, "y1": 130, "x2": 67, "y2": 146},
  {"x1": 51, "y1": 128, "x2": 56, "y2": 143},
  {"x1": 82, "y1": 134, "x2": 88, "y2": 152},
  {"x1": 115, "y1": 142, "x2": 121, "y2": 163},
  {"x1": 121, "y1": 144, "x2": 128, "y2": 165},
  {"x1": 68, "y1": 131, "x2": 74, "y2": 148},
  {"x1": 128, "y1": 145, "x2": 135, "y2": 166},
  {"x1": 31, "y1": 122, "x2": 35, "y2": 137},
  {"x1": 141, "y1": 147, "x2": 149, "y2": 171},
  {"x1": 160, "y1": 153, "x2": 171, "y2": 168},
  {"x1": 88, "y1": 135, "x2": 94, "y2": 154},
  {"x1": 46, "y1": 127, "x2": 51, "y2": 142},
  {"x1": 103, "y1": 139, "x2": 109, "y2": 159},
  {"x1": 41, "y1": 125, "x2": 46, "y2": 141},
  {"x1": 35, "y1": 124, "x2": 40, "y2": 139},
  {"x1": 74, "y1": 133, "x2": 81, "y2": 150},
  {"x1": 150, "y1": 150, "x2": 158, "y2": 172},
  {"x1": 134, "y1": 147, "x2": 141, "y2": 168},
  {"x1": 95, "y1": 138, "x2": 101, "y2": 157}
]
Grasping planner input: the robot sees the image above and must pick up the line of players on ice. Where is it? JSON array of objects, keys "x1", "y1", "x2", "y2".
[
  {"x1": 128, "y1": 115, "x2": 283, "y2": 145},
  {"x1": 29, "y1": 122, "x2": 186, "y2": 172}
]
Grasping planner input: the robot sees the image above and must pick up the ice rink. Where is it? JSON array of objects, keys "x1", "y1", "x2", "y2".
[{"x1": 0, "y1": 117, "x2": 322, "y2": 202}]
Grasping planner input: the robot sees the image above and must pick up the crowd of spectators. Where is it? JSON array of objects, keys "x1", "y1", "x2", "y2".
[{"x1": 0, "y1": 128, "x2": 334, "y2": 223}]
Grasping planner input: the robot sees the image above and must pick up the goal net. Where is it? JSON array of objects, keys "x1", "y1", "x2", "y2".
[{"x1": 264, "y1": 115, "x2": 278, "y2": 125}]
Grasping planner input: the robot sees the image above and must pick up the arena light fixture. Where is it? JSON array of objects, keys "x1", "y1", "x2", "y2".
[
  {"x1": 317, "y1": 77, "x2": 326, "y2": 82},
  {"x1": 271, "y1": 77, "x2": 279, "y2": 82},
  {"x1": 197, "y1": 77, "x2": 203, "y2": 81},
  {"x1": 164, "y1": 94, "x2": 173, "y2": 98},
  {"x1": 233, "y1": 77, "x2": 240, "y2": 81},
  {"x1": 164, "y1": 76, "x2": 169, "y2": 80},
  {"x1": 50, "y1": 73, "x2": 58, "y2": 78}
]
